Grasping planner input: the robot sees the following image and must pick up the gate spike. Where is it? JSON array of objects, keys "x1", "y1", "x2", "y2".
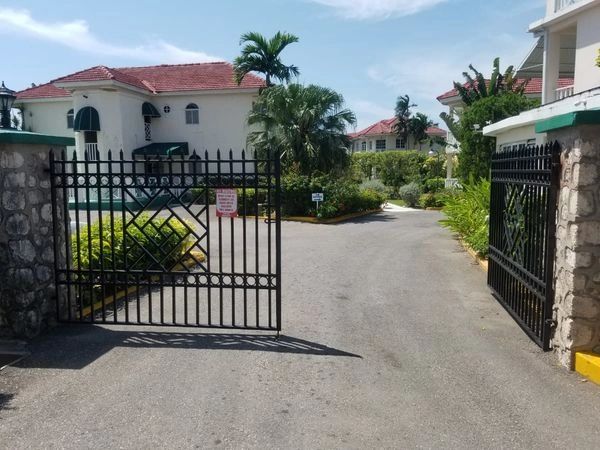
[
  {"x1": 241, "y1": 149, "x2": 246, "y2": 160},
  {"x1": 60, "y1": 148, "x2": 66, "y2": 160},
  {"x1": 84, "y1": 149, "x2": 89, "y2": 161},
  {"x1": 119, "y1": 149, "x2": 124, "y2": 160},
  {"x1": 204, "y1": 149, "x2": 209, "y2": 160},
  {"x1": 216, "y1": 148, "x2": 221, "y2": 160},
  {"x1": 229, "y1": 148, "x2": 233, "y2": 159},
  {"x1": 191, "y1": 149, "x2": 197, "y2": 159},
  {"x1": 72, "y1": 149, "x2": 78, "y2": 161},
  {"x1": 108, "y1": 149, "x2": 112, "y2": 160}
]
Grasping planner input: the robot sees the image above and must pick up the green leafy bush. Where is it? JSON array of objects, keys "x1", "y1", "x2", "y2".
[
  {"x1": 419, "y1": 193, "x2": 444, "y2": 208},
  {"x1": 398, "y1": 182, "x2": 423, "y2": 207},
  {"x1": 440, "y1": 179, "x2": 490, "y2": 256},
  {"x1": 350, "y1": 151, "x2": 427, "y2": 194},
  {"x1": 73, "y1": 213, "x2": 192, "y2": 272},
  {"x1": 237, "y1": 188, "x2": 269, "y2": 215},
  {"x1": 359, "y1": 179, "x2": 389, "y2": 198},
  {"x1": 424, "y1": 177, "x2": 446, "y2": 193}
]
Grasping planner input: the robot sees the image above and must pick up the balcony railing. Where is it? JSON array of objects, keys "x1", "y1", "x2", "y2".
[
  {"x1": 555, "y1": 84, "x2": 575, "y2": 101},
  {"x1": 555, "y1": 0, "x2": 581, "y2": 12}
]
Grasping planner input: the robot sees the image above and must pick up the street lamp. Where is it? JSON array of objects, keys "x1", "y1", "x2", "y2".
[{"x1": 0, "y1": 81, "x2": 17, "y2": 129}]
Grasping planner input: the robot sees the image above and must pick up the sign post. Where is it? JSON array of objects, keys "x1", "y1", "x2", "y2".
[
  {"x1": 312, "y1": 192, "x2": 324, "y2": 211},
  {"x1": 216, "y1": 188, "x2": 238, "y2": 218}
]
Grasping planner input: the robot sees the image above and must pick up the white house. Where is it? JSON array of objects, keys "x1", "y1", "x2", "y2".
[
  {"x1": 349, "y1": 117, "x2": 447, "y2": 153},
  {"x1": 14, "y1": 62, "x2": 264, "y2": 161},
  {"x1": 483, "y1": 0, "x2": 600, "y2": 146}
]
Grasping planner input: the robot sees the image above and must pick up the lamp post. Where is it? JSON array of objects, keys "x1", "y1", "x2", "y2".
[{"x1": 0, "y1": 81, "x2": 17, "y2": 129}]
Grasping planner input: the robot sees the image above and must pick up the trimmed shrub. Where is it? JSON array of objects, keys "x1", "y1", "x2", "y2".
[
  {"x1": 350, "y1": 151, "x2": 427, "y2": 194},
  {"x1": 398, "y1": 182, "x2": 423, "y2": 207},
  {"x1": 419, "y1": 193, "x2": 444, "y2": 208},
  {"x1": 440, "y1": 179, "x2": 490, "y2": 257}
]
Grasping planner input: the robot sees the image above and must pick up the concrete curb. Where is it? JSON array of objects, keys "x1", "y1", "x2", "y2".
[{"x1": 459, "y1": 239, "x2": 489, "y2": 273}]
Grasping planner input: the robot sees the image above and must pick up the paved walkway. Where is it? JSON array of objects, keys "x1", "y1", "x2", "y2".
[{"x1": 1, "y1": 210, "x2": 599, "y2": 449}]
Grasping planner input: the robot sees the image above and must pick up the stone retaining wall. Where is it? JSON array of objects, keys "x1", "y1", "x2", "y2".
[
  {"x1": 0, "y1": 143, "x2": 67, "y2": 338},
  {"x1": 550, "y1": 124, "x2": 600, "y2": 368}
]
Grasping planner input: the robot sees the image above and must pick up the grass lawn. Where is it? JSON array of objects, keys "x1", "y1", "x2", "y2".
[{"x1": 387, "y1": 199, "x2": 406, "y2": 207}]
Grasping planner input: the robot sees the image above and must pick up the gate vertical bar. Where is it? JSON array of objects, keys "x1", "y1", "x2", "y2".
[{"x1": 274, "y1": 149, "x2": 282, "y2": 333}]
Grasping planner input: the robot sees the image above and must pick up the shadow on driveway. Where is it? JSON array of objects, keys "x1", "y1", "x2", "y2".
[{"x1": 14, "y1": 325, "x2": 361, "y2": 371}]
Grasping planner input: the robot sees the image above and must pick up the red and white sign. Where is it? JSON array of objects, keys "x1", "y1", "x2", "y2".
[{"x1": 216, "y1": 188, "x2": 238, "y2": 218}]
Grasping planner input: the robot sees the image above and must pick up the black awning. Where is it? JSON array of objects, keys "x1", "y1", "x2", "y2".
[
  {"x1": 132, "y1": 142, "x2": 189, "y2": 157},
  {"x1": 73, "y1": 106, "x2": 100, "y2": 131},
  {"x1": 142, "y1": 102, "x2": 161, "y2": 118}
]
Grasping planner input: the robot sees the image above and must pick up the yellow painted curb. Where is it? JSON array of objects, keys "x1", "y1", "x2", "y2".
[
  {"x1": 79, "y1": 250, "x2": 206, "y2": 319},
  {"x1": 575, "y1": 351, "x2": 600, "y2": 386},
  {"x1": 459, "y1": 239, "x2": 488, "y2": 273},
  {"x1": 241, "y1": 209, "x2": 382, "y2": 225}
]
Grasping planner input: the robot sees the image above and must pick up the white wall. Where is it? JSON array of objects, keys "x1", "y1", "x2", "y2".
[
  {"x1": 150, "y1": 92, "x2": 257, "y2": 158},
  {"x1": 574, "y1": 6, "x2": 600, "y2": 93},
  {"x1": 20, "y1": 100, "x2": 73, "y2": 138}
]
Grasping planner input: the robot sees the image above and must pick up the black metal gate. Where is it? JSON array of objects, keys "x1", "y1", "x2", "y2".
[
  {"x1": 488, "y1": 142, "x2": 560, "y2": 350},
  {"x1": 50, "y1": 149, "x2": 281, "y2": 332}
]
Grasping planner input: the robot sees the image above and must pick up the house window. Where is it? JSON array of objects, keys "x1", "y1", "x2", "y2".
[
  {"x1": 67, "y1": 109, "x2": 74, "y2": 129},
  {"x1": 396, "y1": 138, "x2": 406, "y2": 149},
  {"x1": 185, "y1": 103, "x2": 199, "y2": 124},
  {"x1": 163, "y1": 105, "x2": 171, "y2": 114},
  {"x1": 369, "y1": 141, "x2": 373, "y2": 150},
  {"x1": 376, "y1": 139, "x2": 386, "y2": 150},
  {"x1": 144, "y1": 116, "x2": 152, "y2": 141},
  {"x1": 361, "y1": 142, "x2": 367, "y2": 151}
]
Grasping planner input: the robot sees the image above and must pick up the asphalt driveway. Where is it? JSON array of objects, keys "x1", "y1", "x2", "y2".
[{"x1": 1, "y1": 209, "x2": 599, "y2": 449}]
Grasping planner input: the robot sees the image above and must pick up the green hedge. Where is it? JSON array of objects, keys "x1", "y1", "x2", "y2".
[{"x1": 235, "y1": 173, "x2": 385, "y2": 219}]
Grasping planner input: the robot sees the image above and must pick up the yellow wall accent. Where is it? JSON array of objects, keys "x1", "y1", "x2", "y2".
[{"x1": 575, "y1": 352, "x2": 600, "y2": 386}]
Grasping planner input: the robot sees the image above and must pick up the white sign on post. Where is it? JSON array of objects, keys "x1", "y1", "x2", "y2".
[
  {"x1": 312, "y1": 192, "x2": 324, "y2": 210},
  {"x1": 216, "y1": 188, "x2": 238, "y2": 218}
]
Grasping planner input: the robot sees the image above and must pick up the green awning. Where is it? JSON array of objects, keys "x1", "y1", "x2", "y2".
[
  {"x1": 132, "y1": 142, "x2": 189, "y2": 157},
  {"x1": 535, "y1": 110, "x2": 600, "y2": 133},
  {"x1": 142, "y1": 102, "x2": 161, "y2": 118},
  {"x1": 73, "y1": 106, "x2": 100, "y2": 132}
]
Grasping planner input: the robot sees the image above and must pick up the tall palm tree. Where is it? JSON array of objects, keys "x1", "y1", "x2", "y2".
[
  {"x1": 234, "y1": 31, "x2": 300, "y2": 87},
  {"x1": 408, "y1": 113, "x2": 434, "y2": 151},
  {"x1": 394, "y1": 94, "x2": 417, "y2": 148},
  {"x1": 247, "y1": 84, "x2": 356, "y2": 174}
]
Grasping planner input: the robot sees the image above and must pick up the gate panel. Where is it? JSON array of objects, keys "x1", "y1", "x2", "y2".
[
  {"x1": 50, "y1": 149, "x2": 281, "y2": 332},
  {"x1": 488, "y1": 142, "x2": 560, "y2": 350}
]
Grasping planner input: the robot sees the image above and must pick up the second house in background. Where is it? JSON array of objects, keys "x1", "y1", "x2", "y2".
[{"x1": 348, "y1": 117, "x2": 446, "y2": 153}]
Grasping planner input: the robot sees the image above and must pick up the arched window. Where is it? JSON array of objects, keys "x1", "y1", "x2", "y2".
[
  {"x1": 66, "y1": 109, "x2": 74, "y2": 129},
  {"x1": 185, "y1": 103, "x2": 199, "y2": 124}
]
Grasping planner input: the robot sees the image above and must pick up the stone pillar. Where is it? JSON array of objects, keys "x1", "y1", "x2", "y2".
[
  {"x1": 0, "y1": 136, "x2": 71, "y2": 338},
  {"x1": 549, "y1": 124, "x2": 600, "y2": 368}
]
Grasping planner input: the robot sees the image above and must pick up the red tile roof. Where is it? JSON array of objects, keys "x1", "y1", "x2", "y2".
[
  {"x1": 16, "y1": 62, "x2": 265, "y2": 100},
  {"x1": 16, "y1": 82, "x2": 70, "y2": 100},
  {"x1": 349, "y1": 118, "x2": 447, "y2": 139},
  {"x1": 436, "y1": 77, "x2": 574, "y2": 101}
]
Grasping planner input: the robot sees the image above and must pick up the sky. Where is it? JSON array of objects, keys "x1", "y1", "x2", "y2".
[{"x1": 0, "y1": 0, "x2": 546, "y2": 131}]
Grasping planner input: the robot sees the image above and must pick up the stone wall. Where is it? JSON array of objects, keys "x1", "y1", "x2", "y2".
[
  {"x1": 550, "y1": 124, "x2": 600, "y2": 368},
  {"x1": 0, "y1": 142, "x2": 67, "y2": 338}
]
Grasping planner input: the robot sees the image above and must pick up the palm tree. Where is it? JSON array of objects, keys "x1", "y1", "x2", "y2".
[
  {"x1": 394, "y1": 94, "x2": 417, "y2": 148},
  {"x1": 454, "y1": 57, "x2": 527, "y2": 106},
  {"x1": 247, "y1": 84, "x2": 356, "y2": 174},
  {"x1": 408, "y1": 113, "x2": 434, "y2": 151},
  {"x1": 234, "y1": 31, "x2": 300, "y2": 87}
]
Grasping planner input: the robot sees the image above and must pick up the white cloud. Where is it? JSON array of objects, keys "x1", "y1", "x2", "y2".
[
  {"x1": 347, "y1": 99, "x2": 394, "y2": 130},
  {"x1": 308, "y1": 0, "x2": 447, "y2": 20},
  {"x1": 0, "y1": 8, "x2": 222, "y2": 64},
  {"x1": 365, "y1": 33, "x2": 536, "y2": 125}
]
